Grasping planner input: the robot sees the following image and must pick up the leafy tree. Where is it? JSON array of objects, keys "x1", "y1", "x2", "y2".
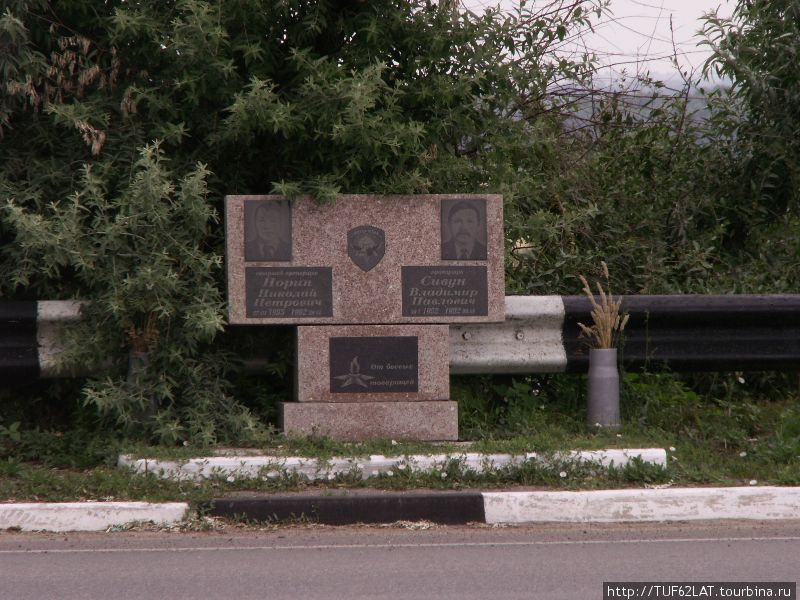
[
  {"x1": 4, "y1": 0, "x2": 794, "y2": 442},
  {"x1": 1, "y1": 0, "x2": 603, "y2": 441},
  {"x1": 700, "y1": 0, "x2": 800, "y2": 291}
]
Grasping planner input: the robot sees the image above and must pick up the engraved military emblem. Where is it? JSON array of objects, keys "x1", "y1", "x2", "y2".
[{"x1": 347, "y1": 225, "x2": 385, "y2": 272}]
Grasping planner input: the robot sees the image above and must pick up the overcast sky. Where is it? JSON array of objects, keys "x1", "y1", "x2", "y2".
[{"x1": 462, "y1": 0, "x2": 734, "y2": 84}]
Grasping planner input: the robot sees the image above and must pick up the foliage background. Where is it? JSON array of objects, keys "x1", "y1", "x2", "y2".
[{"x1": 1, "y1": 0, "x2": 797, "y2": 444}]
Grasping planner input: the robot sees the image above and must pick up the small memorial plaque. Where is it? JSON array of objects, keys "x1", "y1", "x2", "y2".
[
  {"x1": 401, "y1": 266, "x2": 488, "y2": 317},
  {"x1": 329, "y1": 336, "x2": 418, "y2": 394},
  {"x1": 245, "y1": 267, "x2": 333, "y2": 318}
]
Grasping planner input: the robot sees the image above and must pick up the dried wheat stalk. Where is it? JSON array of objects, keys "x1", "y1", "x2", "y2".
[
  {"x1": 577, "y1": 261, "x2": 629, "y2": 349},
  {"x1": 124, "y1": 313, "x2": 160, "y2": 354}
]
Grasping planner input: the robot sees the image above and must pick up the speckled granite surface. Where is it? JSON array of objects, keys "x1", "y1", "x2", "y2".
[
  {"x1": 295, "y1": 324, "x2": 449, "y2": 403},
  {"x1": 280, "y1": 401, "x2": 458, "y2": 441},
  {"x1": 226, "y1": 195, "x2": 504, "y2": 324}
]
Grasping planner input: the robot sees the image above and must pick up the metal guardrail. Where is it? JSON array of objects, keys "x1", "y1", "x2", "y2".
[
  {"x1": 0, "y1": 301, "x2": 82, "y2": 382},
  {"x1": 451, "y1": 295, "x2": 800, "y2": 374},
  {"x1": 3, "y1": 296, "x2": 800, "y2": 382},
  {"x1": 0, "y1": 302, "x2": 38, "y2": 381}
]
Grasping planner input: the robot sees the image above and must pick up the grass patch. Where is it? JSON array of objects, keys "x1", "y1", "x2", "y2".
[
  {"x1": 2, "y1": 371, "x2": 798, "y2": 502},
  {"x1": 4, "y1": 443, "x2": 796, "y2": 505},
  {"x1": 121, "y1": 437, "x2": 469, "y2": 461}
]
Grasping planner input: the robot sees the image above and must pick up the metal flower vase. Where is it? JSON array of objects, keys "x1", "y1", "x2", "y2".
[{"x1": 586, "y1": 348, "x2": 620, "y2": 428}]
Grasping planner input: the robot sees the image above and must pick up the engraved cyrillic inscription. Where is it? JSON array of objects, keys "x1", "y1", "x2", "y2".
[
  {"x1": 246, "y1": 267, "x2": 332, "y2": 318},
  {"x1": 401, "y1": 266, "x2": 488, "y2": 317}
]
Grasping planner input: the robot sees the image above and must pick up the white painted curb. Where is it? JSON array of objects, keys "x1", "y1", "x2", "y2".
[
  {"x1": 118, "y1": 448, "x2": 666, "y2": 482},
  {"x1": 0, "y1": 502, "x2": 189, "y2": 532},
  {"x1": 482, "y1": 487, "x2": 800, "y2": 523}
]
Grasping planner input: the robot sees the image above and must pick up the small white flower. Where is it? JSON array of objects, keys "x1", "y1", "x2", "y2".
[
  {"x1": 669, "y1": 446, "x2": 676, "y2": 452},
  {"x1": 441, "y1": 472, "x2": 447, "y2": 479},
  {"x1": 749, "y1": 479, "x2": 758, "y2": 486},
  {"x1": 386, "y1": 471, "x2": 393, "y2": 477},
  {"x1": 391, "y1": 439, "x2": 398, "y2": 446},
  {"x1": 616, "y1": 433, "x2": 622, "y2": 438},
  {"x1": 226, "y1": 476, "x2": 235, "y2": 483},
  {"x1": 594, "y1": 422, "x2": 602, "y2": 428},
  {"x1": 182, "y1": 440, "x2": 189, "y2": 446},
  {"x1": 397, "y1": 464, "x2": 406, "y2": 470},
  {"x1": 739, "y1": 451, "x2": 747, "y2": 457},
  {"x1": 559, "y1": 471, "x2": 567, "y2": 478},
  {"x1": 738, "y1": 376, "x2": 745, "y2": 384},
  {"x1": 327, "y1": 473, "x2": 335, "y2": 480}
]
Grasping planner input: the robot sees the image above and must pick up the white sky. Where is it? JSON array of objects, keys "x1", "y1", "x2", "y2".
[{"x1": 462, "y1": 0, "x2": 734, "y2": 84}]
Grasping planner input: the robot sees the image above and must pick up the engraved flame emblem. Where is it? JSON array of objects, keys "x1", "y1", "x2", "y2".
[{"x1": 333, "y1": 356, "x2": 375, "y2": 388}]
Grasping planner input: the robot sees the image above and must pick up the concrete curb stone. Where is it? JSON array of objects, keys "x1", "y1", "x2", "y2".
[
  {"x1": 118, "y1": 448, "x2": 667, "y2": 482},
  {"x1": 210, "y1": 487, "x2": 800, "y2": 526},
  {"x1": 3, "y1": 487, "x2": 799, "y2": 532},
  {"x1": 0, "y1": 502, "x2": 189, "y2": 532},
  {"x1": 210, "y1": 492, "x2": 486, "y2": 525}
]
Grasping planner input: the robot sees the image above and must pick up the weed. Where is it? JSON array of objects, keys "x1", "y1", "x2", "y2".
[
  {"x1": 0, "y1": 421, "x2": 21, "y2": 443},
  {"x1": 608, "y1": 456, "x2": 671, "y2": 485}
]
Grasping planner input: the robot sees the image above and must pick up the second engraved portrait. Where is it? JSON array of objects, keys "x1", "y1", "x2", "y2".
[{"x1": 440, "y1": 198, "x2": 487, "y2": 261}]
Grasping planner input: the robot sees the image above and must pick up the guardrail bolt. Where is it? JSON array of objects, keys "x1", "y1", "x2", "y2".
[{"x1": 515, "y1": 330, "x2": 525, "y2": 340}]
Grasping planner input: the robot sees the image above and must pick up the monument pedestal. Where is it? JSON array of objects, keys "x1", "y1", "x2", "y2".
[
  {"x1": 285, "y1": 324, "x2": 455, "y2": 441},
  {"x1": 280, "y1": 400, "x2": 458, "y2": 441}
]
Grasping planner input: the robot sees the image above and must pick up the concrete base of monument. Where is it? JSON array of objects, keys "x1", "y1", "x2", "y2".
[{"x1": 280, "y1": 401, "x2": 458, "y2": 441}]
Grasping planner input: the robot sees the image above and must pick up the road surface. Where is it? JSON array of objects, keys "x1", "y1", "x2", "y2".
[{"x1": 2, "y1": 521, "x2": 798, "y2": 599}]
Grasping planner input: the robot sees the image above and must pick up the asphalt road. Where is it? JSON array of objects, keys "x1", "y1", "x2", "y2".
[{"x1": 2, "y1": 521, "x2": 798, "y2": 600}]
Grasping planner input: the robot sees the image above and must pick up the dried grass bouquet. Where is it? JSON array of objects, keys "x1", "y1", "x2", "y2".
[{"x1": 577, "y1": 262, "x2": 629, "y2": 349}]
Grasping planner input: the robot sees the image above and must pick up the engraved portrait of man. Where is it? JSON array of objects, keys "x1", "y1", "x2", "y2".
[
  {"x1": 441, "y1": 198, "x2": 487, "y2": 260},
  {"x1": 244, "y1": 199, "x2": 292, "y2": 262}
]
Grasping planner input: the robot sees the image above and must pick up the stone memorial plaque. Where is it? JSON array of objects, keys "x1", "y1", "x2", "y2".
[
  {"x1": 226, "y1": 195, "x2": 504, "y2": 324},
  {"x1": 401, "y1": 266, "x2": 488, "y2": 317},
  {"x1": 295, "y1": 325, "x2": 449, "y2": 403},
  {"x1": 245, "y1": 267, "x2": 332, "y2": 318},
  {"x1": 330, "y1": 336, "x2": 418, "y2": 394}
]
